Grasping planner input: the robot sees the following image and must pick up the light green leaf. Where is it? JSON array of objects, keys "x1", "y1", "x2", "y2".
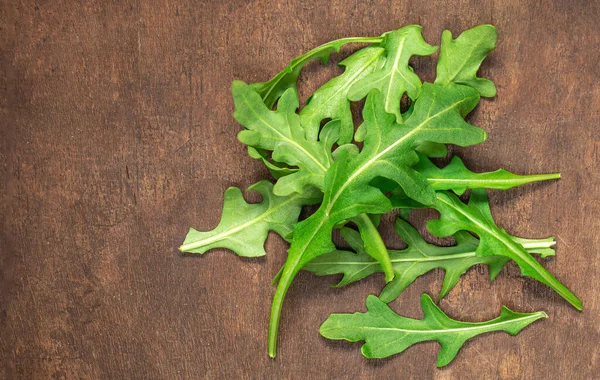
[
  {"x1": 435, "y1": 25, "x2": 497, "y2": 97},
  {"x1": 348, "y1": 25, "x2": 438, "y2": 123},
  {"x1": 252, "y1": 36, "x2": 382, "y2": 109},
  {"x1": 320, "y1": 294, "x2": 547, "y2": 367},
  {"x1": 304, "y1": 219, "x2": 556, "y2": 302},
  {"x1": 300, "y1": 47, "x2": 385, "y2": 144},
  {"x1": 428, "y1": 190, "x2": 582, "y2": 310},
  {"x1": 179, "y1": 181, "x2": 320, "y2": 257}
]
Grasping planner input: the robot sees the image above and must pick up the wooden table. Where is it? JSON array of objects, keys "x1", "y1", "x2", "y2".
[{"x1": 3, "y1": 1, "x2": 599, "y2": 378}]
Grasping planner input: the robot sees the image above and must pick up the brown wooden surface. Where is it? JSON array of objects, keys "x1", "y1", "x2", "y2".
[{"x1": 2, "y1": 1, "x2": 600, "y2": 379}]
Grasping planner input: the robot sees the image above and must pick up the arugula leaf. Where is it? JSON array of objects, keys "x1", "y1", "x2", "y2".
[
  {"x1": 415, "y1": 141, "x2": 448, "y2": 158},
  {"x1": 304, "y1": 219, "x2": 556, "y2": 302},
  {"x1": 320, "y1": 294, "x2": 547, "y2": 366},
  {"x1": 416, "y1": 154, "x2": 561, "y2": 195},
  {"x1": 428, "y1": 190, "x2": 582, "y2": 310},
  {"x1": 300, "y1": 46, "x2": 385, "y2": 144},
  {"x1": 348, "y1": 25, "x2": 438, "y2": 123},
  {"x1": 233, "y1": 81, "x2": 335, "y2": 196},
  {"x1": 251, "y1": 36, "x2": 382, "y2": 109},
  {"x1": 386, "y1": 155, "x2": 561, "y2": 210},
  {"x1": 268, "y1": 84, "x2": 486, "y2": 357},
  {"x1": 435, "y1": 25, "x2": 497, "y2": 97},
  {"x1": 247, "y1": 146, "x2": 298, "y2": 179},
  {"x1": 179, "y1": 181, "x2": 319, "y2": 257}
]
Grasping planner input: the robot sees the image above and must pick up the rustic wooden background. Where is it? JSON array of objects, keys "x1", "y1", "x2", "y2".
[{"x1": 2, "y1": 0, "x2": 599, "y2": 379}]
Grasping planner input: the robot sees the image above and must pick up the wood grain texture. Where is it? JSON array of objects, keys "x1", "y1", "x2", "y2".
[{"x1": 2, "y1": 0, "x2": 599, "y2": 379}]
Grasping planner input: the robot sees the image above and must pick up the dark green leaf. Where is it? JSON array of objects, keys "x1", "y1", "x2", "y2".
[
  {"x1": 428, "y1": 190, "x2": 582, "y2": 310},
  {"x1": 235, "y1": 82, "x2": 396, "y2": 291},
  {"x1": 383, "y1": 220, "x2": 555, "y2": 301},
  {"x1": 304, "y1": 219, "x2": 556, "y2": 302}
]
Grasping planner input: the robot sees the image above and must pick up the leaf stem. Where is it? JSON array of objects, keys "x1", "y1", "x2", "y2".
[
  {"x1": 352, "y1": 214, "x2": 394, "y2": 282},
  {"x1": 428, "y1": 172, "x2": 561, "y2": 188},
  {"x1": 308, "y1": 238, "x2": 556, "y2": 267},
  {"x1": 268, "y1": 263, "x2": 296, "y2": 358}
]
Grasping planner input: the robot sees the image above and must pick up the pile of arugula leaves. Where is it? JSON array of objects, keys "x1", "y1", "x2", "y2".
[{"x1": 180, "y1": 25, "x2": 581, "y2": 366}]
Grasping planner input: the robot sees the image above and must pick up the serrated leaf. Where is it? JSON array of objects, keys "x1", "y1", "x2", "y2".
[
  {"x1": 179, "y1": 181, "x2": 320, "y2": 257},
  {"x1": 435, "y1": 25, "x2": 497, "y2": 97},
  {"x1": 428, "y1": 190, "x2": 582, "y2": 310},
  {"x1": 416, "y1": 154, "x2": 561, "y2": 195},
  {"x1": 320, "y1": 294, "x2": 547, "y2": 367},
  {"x1": 300, "y1": 46, "x2": 385, "y2": 144},
  {"x1": 252, "y1": 36, "x2": 383, "y2": 109},
  {"x1": 304, "y1": 219, "x2": 556, "y2": 302},
  {"x1": 348, "y1": 25, "x2": 438, "y2": 123},
  {"x1": 233, "y1": 81, "x2": 335, "y2": 196},
  {"x1": 269, "y1": 83, "x2": 487, "y2": 356}
]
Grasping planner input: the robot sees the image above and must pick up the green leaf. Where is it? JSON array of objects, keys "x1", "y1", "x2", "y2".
[
  {"x1": 416, "y1": 154, "x2": 561, "y2": 195},
  {"x1": 304, "y1": 219, "x2": 556, "y2": 302},
  {"x1": 428, "y1": 190, "x2": 582, "y2": 310},
  {"x1": 268, "y1": 84, "x2": 486, "y2": 357},
  {"x1": 252, "y1": 36, "x2": 383, "y2": 109},
  {"x1": 300, "y1": 46, "x2": 385, "y2": 144},
  {"x1": 435, "y1": 25, "x2": 497, "y2": 97},
  {"x1": 179, "y1": 181, "x2": 320, "y2": 257},
  {"x1": 247, "y1": 146, "x2": 298, "y2": 180},
  {"x1": 348, "y1": 25, "x2": 438, "y2": 123},
  {"x1": 387, "y1": 154, "x2": 561, "y2": 208},
  {"x1": 415, "y1": 141, "x2": 448, "y2": 158},
  {"x1": 388, "y1": 187, "x2": 429, "y2": 209},
  {"x1": 320, "y1": 294, "x2": 547, "y2": 367},
  {"x1": 233, "y1": 81, "x2": 335, "y2": 196}
]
